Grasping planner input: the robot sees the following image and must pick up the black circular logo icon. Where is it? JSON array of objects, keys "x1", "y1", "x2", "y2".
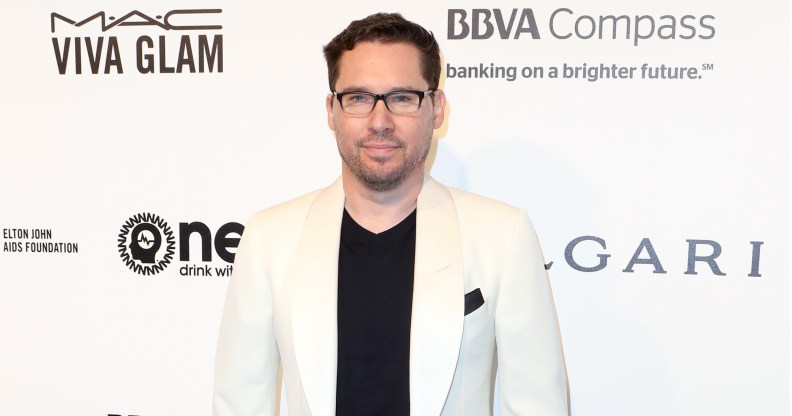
[{"x1": 118, "y1": 213, "x2": 175, "y2": 275}]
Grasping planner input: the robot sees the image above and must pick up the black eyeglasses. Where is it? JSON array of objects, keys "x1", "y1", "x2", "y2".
[{"x1": 333, "y1": 90, "x2": 435, "y2": 115}]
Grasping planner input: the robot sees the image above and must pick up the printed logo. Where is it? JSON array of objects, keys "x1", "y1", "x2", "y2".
[
  {"x1": 2, "y1": 227, "x2": 79, "y2": 254},
  {"x1": 444, "y1": 8, "x2": 718, "y2": 82},
  {"x1": 116, "y1": 212, "x2": 242, "y2": 277},
  {"x1": 118, "y1": 213, "x2": 176, "y2": 275},
  {"x1": 50, "y1": 8, "x2": 223, "y2": 75},
  {"x1": 544, "y1": 236, "x2": 764, "y2": 277},
  {"x1": 446, "y1": 8, "x2": 716, "y2": 45}
]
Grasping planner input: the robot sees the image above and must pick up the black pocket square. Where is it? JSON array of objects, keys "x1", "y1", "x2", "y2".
[{"x1": 464, "y1": 288, "x2": 484, "y2": 315}]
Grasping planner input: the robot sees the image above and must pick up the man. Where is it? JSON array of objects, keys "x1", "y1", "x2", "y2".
[{"x1": 214, "y1": 13, "x2": 568, "y2": 416}]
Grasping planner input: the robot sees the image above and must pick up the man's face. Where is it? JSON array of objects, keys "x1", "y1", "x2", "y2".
[{"x1": 326, "y1": 41, "x2": 446, "y2": 192}]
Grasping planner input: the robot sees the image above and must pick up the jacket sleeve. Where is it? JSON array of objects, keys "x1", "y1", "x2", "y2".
[
  {"x1": 213, "y1": 217, "x2": 281, "y2": 416},
  {"x1": 495, "y1": 210, "x2": 569, "y2": 415}
]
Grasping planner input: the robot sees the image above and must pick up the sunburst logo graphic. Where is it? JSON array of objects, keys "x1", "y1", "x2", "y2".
[{"x1": 118, "y1": 213, "x2": 176, "y2": 275}]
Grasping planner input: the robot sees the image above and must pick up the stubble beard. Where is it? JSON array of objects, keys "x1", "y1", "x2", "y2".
[{"x1": 340, "y1": 133, "x2": 431, "y2": 192}]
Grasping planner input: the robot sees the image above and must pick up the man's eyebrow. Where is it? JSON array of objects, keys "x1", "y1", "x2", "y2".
[
  {"x1": 336, "y1": 86, "x2": 423, "y2": 93},
  {"x1": 336, "y1": 86, "x2": 371, "y2": 93}
]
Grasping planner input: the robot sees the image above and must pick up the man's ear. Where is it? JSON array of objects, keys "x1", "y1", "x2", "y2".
[
  {"x1": 326, "y1": 93, "x2": 336, "y2": 130},
  {"x1": 431, "y1": 89, "x2": 447, "y2": 129}
]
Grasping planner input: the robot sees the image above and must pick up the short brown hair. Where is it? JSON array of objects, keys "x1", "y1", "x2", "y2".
[{"x1": 323, "y1": 13, "x2": 441, "y2": 92}]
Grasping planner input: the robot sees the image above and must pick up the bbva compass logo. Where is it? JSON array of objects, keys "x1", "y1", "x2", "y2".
[{"x1": 118, "y1": 213, "x2": 176, "y2": 275}]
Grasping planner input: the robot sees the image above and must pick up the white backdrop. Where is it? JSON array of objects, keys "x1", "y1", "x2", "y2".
[{"x1": 0, "y1": 1, "x2": 788, "y2": 415}]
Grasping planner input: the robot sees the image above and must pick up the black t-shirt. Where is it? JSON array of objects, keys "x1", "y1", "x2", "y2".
[{"x1": 335, "y1": 208, "x2": 416, "y2": 416}]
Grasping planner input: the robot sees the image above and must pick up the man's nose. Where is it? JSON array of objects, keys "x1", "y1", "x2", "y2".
[{"x1": 367, "y1": 99, "x2": 395, "y2": 134}]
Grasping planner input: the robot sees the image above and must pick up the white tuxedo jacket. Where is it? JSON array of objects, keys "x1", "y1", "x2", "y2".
[{"x1": 213, "y1": 177, "x2": 568, "y2": 416}]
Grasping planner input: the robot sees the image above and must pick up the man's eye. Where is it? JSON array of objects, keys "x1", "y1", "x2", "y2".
[
  {"x1": 346, "y1": 94, "x2": 371, "y2": 103},
  {"x1": 390, "y1": 94, "x2": 416, "y2": 103}
]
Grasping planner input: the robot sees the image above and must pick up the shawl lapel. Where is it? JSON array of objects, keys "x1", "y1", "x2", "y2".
[
  {"x1": 410, "y1": 177, "x2": 465, "y2": 416},
  {"x1": 292, "y1": 179, "x2": 345, "y2": 416}
]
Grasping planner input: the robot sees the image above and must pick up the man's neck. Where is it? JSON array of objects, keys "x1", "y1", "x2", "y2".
[{"x1": 341, "y1": 168, "x2": 424, "y2": 234}]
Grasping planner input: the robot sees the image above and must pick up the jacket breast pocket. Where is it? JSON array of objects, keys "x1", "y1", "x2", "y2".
[{"x1": 462, "y1": 289, "x2": 490, "y2": 339}]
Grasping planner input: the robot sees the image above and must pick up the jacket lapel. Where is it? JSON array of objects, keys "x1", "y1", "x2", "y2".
[
  {"x1": 410, "y1": 178, "x2": 465, "y2": 416},
  {"x1": 292, "y1": 179, "x2": 345, "y2": 416}
]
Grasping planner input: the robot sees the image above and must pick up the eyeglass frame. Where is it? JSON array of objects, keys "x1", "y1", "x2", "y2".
[{"x1": 332, "y1": 89, "x2": 436, "y2": 115}]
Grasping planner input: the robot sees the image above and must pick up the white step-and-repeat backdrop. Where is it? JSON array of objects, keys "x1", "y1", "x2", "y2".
[{"x1": 1, "y1": 1, "x2": 788, "y2": 415}]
